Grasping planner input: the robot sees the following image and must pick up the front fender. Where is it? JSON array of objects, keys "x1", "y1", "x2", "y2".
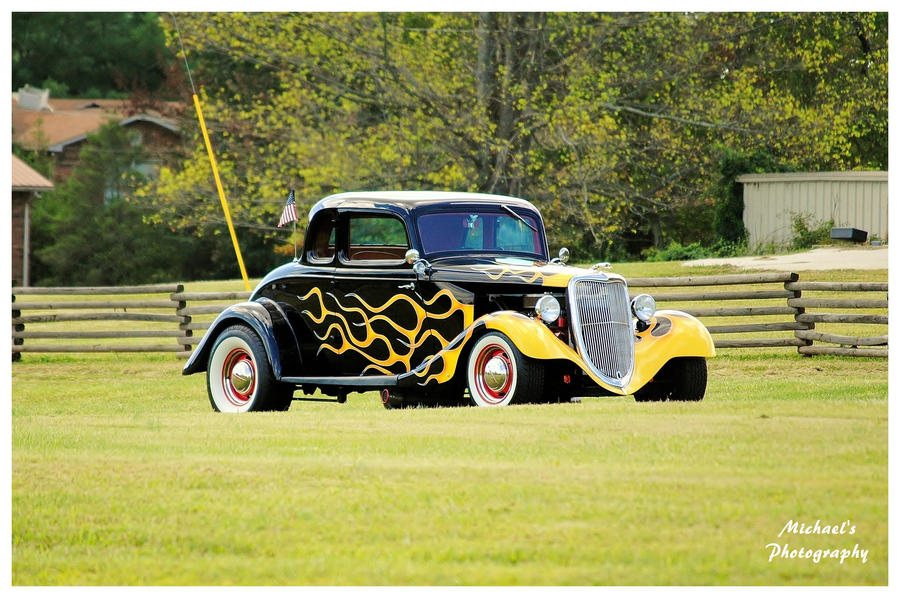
[
  {"x1": 480, "y1": 312, "x2": 628, "y2": 394},
  {"x1": 626, "y1": 310, "x2": 715, "y2": 394},
  {"x1": 399, "y1": 311, "x2": 623, "y2": 393},
  {"x1": 400, "y1": 309, "x2": 714, "y2": 397},
  {"x1": 485, "y1": 310, "x2": 715, "y2": 396},
  {"x1": 182, "y1": 298, "x2": 301, "y2": 379}
]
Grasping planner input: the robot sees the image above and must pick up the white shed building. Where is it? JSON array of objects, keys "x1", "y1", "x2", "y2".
[{"x1": 736, "y1": 171, "x2": 888, "y2": 248}]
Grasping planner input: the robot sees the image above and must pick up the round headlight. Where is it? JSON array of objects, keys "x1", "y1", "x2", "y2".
[
  {"x1": 631, "y1": 294, "x2": 656, "y2": 323},
  {"x1": 535, "y1": 295, "x2": 561, "y2": 322}
]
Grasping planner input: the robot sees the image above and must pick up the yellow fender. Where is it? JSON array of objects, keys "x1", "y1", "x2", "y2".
[
  {"x1": 627, "y1": 310, "x2": 715, "y2": 394},
  {"x1": 482, "y1": 310, "x2": 714, "y2": 396},
  {"x1": 408, "y1": 310, "x2": 714, "y2": 396},
  {"x1": 480, "y1": 311, "x2": 625, "y2": 394}
]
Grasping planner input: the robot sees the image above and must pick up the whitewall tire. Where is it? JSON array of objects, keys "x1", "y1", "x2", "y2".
[
  {"x1": 206, "y1": 324, "x2": 292, "y2": 412},
  {"x1": 466, "y1": 332, "x2": 544, "y2": 407}
]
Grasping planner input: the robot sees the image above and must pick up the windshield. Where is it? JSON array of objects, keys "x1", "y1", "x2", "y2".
[{"x1": 416, "y1": 209, "x2": 547, "y2": 259}]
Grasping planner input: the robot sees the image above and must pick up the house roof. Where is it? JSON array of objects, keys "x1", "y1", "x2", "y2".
[
  {"x1": 12, "y1": 154, "x2": 54, "y2": 192},
  {"x1": 12, "y1": 95, "x2": 180, "y2": 152}
]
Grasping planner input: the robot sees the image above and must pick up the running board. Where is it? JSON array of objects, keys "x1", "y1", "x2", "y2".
[{"x1": 280, "y1": 375, "x2": 399, "y2": 388}]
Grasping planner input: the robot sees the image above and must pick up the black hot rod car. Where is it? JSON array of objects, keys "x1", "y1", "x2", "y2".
[{"x1": 184, "y1": 191, "x2": 714, "y2": 411}]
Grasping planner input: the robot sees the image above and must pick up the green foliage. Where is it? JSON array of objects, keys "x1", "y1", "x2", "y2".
[
  {"x1": 642, "y1": 241, "x2": 709, "y2": 262},
  {"x1": 10, "y1": 12, "x2": 890, "y2": 284},
  {"x1": 31, "y1": 124, "x2": 211, "y2": 285},
  {"x1": 12, "y1": 143, "x2": 54, "y2": 180},
  {"x1": 791, "y1": 212, "x2": 834, "y2": 250},
  {"x1": 641, "y1": 239, "x2": 749, "y2": 262},
  {"x1": 12, "y1": 13, "x2": 169, "y2": 97},
  {"x1": 712, "y1": 148, "x2": 791, "y2": 244},
  {"x1": 350, "y1": 216, "x2": 408, "y2": 246},
  {"x1": 141, "y1": 12, "x2": 885, "y2": 265}
]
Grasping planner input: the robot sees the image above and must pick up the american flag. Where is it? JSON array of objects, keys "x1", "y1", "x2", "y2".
[{"x1": 278, "y1": 189, "x2": 297, "y2": 227}]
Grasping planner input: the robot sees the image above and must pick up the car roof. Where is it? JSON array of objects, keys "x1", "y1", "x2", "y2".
[{"x1": 307, "y1": 191, "x2": 540, "y2": 222}]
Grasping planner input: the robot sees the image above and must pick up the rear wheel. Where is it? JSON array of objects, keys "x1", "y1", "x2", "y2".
[
  {"x1": 466, "y1": 333, "x2": 544, "y2": 406},
  {"x1": 207, "y1": 324, "x2": 293, "y2": 412},
  {"x1": 634, "y1": 357, "x2": 707, "y2": 402}
]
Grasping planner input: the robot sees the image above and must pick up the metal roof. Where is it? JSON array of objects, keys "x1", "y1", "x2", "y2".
[
  {"x1": 307, "y1": 191, "x2": 540, "y2": 221},
  {"x1": 11, "y1": 154, "x2": 54, "y2": 192},
  {"x1": 736, "y1": 171, "x2": 887, "y2": 184}
]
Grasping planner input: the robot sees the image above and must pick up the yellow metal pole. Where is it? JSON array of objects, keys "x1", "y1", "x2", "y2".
[{"x1": 192, "y1": 93, "x2": 251, "y2": 291}]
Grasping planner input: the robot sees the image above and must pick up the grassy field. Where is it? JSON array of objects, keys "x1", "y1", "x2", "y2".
[{"x1": 11, "y1": 262, "x2": 889, "y2": 585}]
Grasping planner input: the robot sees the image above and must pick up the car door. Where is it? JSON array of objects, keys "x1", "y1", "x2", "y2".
[{"x1": 328, "y1": 211, "x2": 470, "y2": 376}]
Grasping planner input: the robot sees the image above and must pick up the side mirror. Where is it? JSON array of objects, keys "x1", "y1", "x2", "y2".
[{"x1": 405, "y1": 248, "x2": 432, "y2": 277}]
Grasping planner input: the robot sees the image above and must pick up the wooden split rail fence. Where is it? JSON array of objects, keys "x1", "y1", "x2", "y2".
[
  {"x1": 11, "y1": 284, "x2": 252, "y2": 361},
  {"x1": 11, "y1": 273, "x2": 887, "y2": 360},
  {"x1": 628, "y1": 272, "x2": 887, "y2": 357}
]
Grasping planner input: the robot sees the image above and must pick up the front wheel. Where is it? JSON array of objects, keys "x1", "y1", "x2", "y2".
[
  {"x1": 466, "y1": 332, "x2": 544, "y2": 406},
  {"x1": 207, "y1": 324, "x2": 293, "y2": 412},
  {"x1": 634, "y1": 357, "x2": 707, "y2": 402}
]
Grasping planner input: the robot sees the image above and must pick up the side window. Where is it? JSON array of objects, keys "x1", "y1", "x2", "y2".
[
  {"x1": 347, "y1": 215, "x2": 410, "y2": 263},
  {"x1": 306, "y1": 215, "x2": 336, "y2": 263}
]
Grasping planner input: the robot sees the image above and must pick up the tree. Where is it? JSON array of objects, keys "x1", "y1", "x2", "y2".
[
  {"x1": 29, "y1": 123, "x2": 224, "y2": 285},
  {"x1": 144, "y1": 12, "x2": 887, "y2": 262},
  {"x1": 12, "y1": 13, "x2": 170, "y2": 97},
  {"x1": 712, "y1": 148, "x2": 790, "y2": 245}
]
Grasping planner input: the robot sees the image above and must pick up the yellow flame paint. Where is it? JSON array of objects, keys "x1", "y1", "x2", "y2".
[
  {"x1": 466, "y1": 264, "x2": 579, "y2": 288},
  {"x1": 298, "y1": 287, "x2": 474, "y2": 374}
]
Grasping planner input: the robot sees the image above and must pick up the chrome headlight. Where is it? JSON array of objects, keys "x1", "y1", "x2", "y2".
[
  {"x1": 535, "y1": 295, "x2": 561, "y2": 323},
  {"x1": 631, "y1": 294, "x2": 656, "y2": 323}
]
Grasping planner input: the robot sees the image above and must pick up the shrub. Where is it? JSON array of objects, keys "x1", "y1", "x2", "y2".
[
  {"x1": 791, "y1": 213, "x2": 834, "y2": 250},
  {"x1": 642, "y1": 239, "x2": 749, "y2": 262},
  {"x1": 712, "y1": 148, "x2": 791, "y2": 245}
]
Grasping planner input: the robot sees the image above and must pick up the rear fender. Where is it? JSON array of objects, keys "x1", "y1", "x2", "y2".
[{"x1": 182, "y1": 298, "x2": 301, "y2": 379}]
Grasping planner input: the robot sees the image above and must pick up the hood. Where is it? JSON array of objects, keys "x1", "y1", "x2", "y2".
[{"x1": 430, "y1": 256, "x2": 625, "y2": 289}]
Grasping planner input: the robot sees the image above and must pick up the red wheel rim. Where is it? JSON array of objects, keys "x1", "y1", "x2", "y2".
[
  {"x1": 474, "y1": 344, "x2": 514, "y2": 404},
  {"x1": 221, "y1": 348, "x2": 256, "y2": 407}
]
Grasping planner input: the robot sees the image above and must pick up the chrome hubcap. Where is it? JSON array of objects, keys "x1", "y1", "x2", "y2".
[
  {"x1": 473, "y1": 343, "x2": 515, "y2": 404},
  {"x1": 221, "y1": 347, "x2": 256, "y2": 406},
  {"x1": 230, "y1": 359, "x2": 255, "y2": 395},
  {"x1": 483, "y1": 356, "x2": 509, "y2": 392}
]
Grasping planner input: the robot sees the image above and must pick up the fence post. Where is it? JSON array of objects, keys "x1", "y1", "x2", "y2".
[
  {"x1": 787, "y1": 273, "x2": 813, "y2": 355},
  {"x1": 172, "y1": 284, "x2": 193, "y2": 354},
  {"x1": 12, "y1": 293, "x2": 23, "y2": 362}
]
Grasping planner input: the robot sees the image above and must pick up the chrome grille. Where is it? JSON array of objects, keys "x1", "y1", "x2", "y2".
[{"x1": 568, "y1": 277, "x2": 634, "y2": 388}]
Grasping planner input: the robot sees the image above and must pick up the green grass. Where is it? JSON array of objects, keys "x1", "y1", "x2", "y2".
[
  {"x1": 12, "y1": 261, "x2": 888, "y2": 585},
  {"x1": 12, "y1": 352, "x2": 887, "y2": 585}
]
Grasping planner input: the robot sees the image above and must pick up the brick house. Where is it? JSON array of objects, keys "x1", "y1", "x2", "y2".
[
  {"x1": 12, "y1": 87, "x2": 182, "y2": 183},
  {"x1": 11, "y1": 87, "x2": 183, "y2": 287},
  {"x1": 11, "y1": 154, "x2": 54, "y2": 286}
]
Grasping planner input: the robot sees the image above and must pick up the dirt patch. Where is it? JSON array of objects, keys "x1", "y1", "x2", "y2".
[{"x1": 685, "y1": 246, "x2": 888, "y2": 271}]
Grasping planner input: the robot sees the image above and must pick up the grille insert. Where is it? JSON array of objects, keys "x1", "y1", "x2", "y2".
[{"x1": 568, "y1": 277, "x2": 634, "y2": 388}]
